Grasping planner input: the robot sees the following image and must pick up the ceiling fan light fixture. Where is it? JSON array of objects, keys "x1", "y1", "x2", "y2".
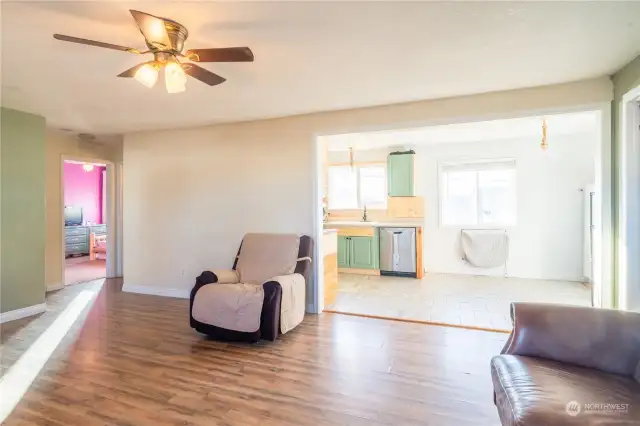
[
  {"x1": 52, "y1": 9, "x2": 253, "y2": 91},
  {"x1": 165, "y1": 61, "x2": 187, "y2": 93},
  {"x1": 134, "y1": 63, "x2": 159, "y2": 88},
  {"x1": 149, "y1": 20, "x2": 167, "y2": 40}
]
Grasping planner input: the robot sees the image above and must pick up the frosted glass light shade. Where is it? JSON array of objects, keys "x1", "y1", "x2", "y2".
[
  {"x1": 165, "y1": 62, "x2": 187, "y2": 93},
  {"x1": 134, "y1": 63, "x2": 159, "y2": 88}
]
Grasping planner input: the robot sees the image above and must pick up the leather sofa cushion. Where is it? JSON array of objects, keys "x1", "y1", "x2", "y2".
[
  {"x1": 236, "y1": 233, "x2": 300, "y2": 285},
  {"x1": 491, "y1": 354, "x2": 640, "y2": 425}
]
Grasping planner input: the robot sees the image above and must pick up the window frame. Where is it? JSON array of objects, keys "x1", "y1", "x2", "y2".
[
  {"x1": 438, "y1": 158, "x2": 517, "y2": 228},
  {"x1": 327, "y1": 161, "x2": 387, "y2": 210}
]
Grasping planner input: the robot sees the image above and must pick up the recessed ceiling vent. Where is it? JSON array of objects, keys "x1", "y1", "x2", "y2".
[{"x1": 77, "y1": 133, "x2": 96, "y2": 142}]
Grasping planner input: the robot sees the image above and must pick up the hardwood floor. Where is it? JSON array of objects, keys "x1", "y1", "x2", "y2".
[
  {"x1": 1, "y1": 279, "x2": 105, "y2": 376},
  {"x1": 2, "y1": 279, "x2": 507, "y2": 425}
]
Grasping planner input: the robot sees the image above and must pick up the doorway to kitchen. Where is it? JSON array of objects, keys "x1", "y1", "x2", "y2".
[
  {"x1": 62, "y1": 159, "x2": 109, "y2": 286},
  {"x1": 316, "y1": 110, "x2": 607, "y2": 331}
]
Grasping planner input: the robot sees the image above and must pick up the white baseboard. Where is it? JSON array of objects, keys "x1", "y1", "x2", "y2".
[
  {"x1": 46, "y1": 282, "x2": 65, "y2": 292},
  {"x1": 0, "y1": 303, "x2": 47, "y2": 324},
  {"x1": 122, "y1": 284, "x2": 190, "y2": 299},
  {"x1": 124, "y1": 286, "x2": 319, "y2": 311}
]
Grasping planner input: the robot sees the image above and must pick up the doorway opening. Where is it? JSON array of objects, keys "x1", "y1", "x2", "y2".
[
  {"x1": 315, "y1": 110, "x2": 608, "y2": 331},
  {"x1": 618, "y1": 84, "x2": 640, "y2": 310},
  {"x1": 62, "y1": 160, "x2": 109, "y2": 286}
]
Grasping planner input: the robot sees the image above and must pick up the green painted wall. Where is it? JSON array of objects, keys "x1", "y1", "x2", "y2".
[
  {"x1": 613, "y1": 55, "x2": 640, "y2": 101},
  {"x1": 0, "y1": 107, "x2": 46, "y2": 313},
  {"x1": 611, "y1": 55, "x2": 640, "y2": 308}
]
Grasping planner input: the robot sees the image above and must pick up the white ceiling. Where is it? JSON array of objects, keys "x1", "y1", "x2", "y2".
[
  {"x1": 2, "y1": 1, "x2": 639, "y2": 134},
  {"x1": 325, "y1": 111, "x2": 599, "y2": 151}
]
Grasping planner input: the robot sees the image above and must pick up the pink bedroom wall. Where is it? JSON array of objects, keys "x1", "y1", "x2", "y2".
[{"x1": 64, "y1": 162, "x2": 105, "y2": 225}]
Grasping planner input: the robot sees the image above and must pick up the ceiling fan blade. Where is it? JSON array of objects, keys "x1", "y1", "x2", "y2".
[
  {"x1": 185, "y1": 47, "x2": 254, "y2": 62},
  {"x1": 129, "y1": 9, "x2": 173, "y2": 50},
  {"x1": 182, "y1": 63, "x2": 226, "y2": 86},
  {"x1": 53, "y1": 34, "x2": 141, "y2": 54},
  {"x1": 117, "y1": 61, "x2": 154, "y2": 78}
]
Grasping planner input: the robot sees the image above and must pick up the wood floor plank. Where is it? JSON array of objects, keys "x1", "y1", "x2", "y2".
[{"x1": 2, "y1": 279, "x2": 506, "y2": 425}]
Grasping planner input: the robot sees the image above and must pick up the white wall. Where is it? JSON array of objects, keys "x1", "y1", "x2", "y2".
[
  {"x1": 418, "y1": 132, "x2": 596, "y2": 281},
  {"x1": 122, "y1": 77, "x2": 612, "y2": 308},
  {"x1": 123, "y1": 125, "x2": 314, "y2": 298}
]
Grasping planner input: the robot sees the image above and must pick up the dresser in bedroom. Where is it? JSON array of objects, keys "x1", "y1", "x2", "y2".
[{"x1": 65, "y1": 225, "x2": 106, "y2": 256}]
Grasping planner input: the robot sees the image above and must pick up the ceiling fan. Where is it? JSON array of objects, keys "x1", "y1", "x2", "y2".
[{"x1": 53, "y1": 9, "x2": 254, "y2": 93}]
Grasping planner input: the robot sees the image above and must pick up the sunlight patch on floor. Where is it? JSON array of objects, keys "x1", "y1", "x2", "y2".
[{"x1": 0, "y1": 287, "x2": 100, "y2": 422}]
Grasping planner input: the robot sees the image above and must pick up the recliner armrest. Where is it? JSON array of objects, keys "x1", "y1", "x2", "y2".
[
  {"x1": 207, "y1": 269, "x2": 240, "y2": 284},
  {"x1": 264, "y1": 272, "x2": 303, "y2": 285},
  {"x1": 264, "y1": 273, "x2": 305, "y2": 335},
  {"x1": 502, "y1": 302, "x2": 640, "y2": 379}
]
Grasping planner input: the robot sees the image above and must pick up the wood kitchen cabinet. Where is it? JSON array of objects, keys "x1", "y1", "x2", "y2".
[{"x1": 323, "y1": 230, "x2": 339, "y2": 307}]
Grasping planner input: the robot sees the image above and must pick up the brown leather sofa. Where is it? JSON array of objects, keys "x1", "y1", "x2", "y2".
[{"x1": 491, "y1": 303, "x2": 640, "y2": 425}]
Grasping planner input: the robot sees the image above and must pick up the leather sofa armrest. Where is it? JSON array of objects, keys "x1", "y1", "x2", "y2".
[{"x1": 502, "y1": 302, "x2": 640, "y2": 378}]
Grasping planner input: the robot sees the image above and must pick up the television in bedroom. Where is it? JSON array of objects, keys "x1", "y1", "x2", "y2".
[{"x1": 64, "y1": 206, "x2": 83, "y2": 226}]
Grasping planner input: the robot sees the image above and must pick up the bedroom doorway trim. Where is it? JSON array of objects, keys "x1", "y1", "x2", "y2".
[{"x1": 58, "y1": 154, "x2": 121, "y2": 289}]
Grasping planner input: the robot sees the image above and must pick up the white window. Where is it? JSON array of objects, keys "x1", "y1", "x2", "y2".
[
  {"x1": 328, "y1": 164, "x2": 387, "y2": 210},
  {"x1": 439, "y1": 159, "x2": 516, "y2": 227}
]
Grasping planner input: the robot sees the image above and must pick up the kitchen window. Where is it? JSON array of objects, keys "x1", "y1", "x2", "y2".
[
  {"x1": 327, "y1": 164, "x2": 387, "y2": 210},
  {"x1": 439, "y1": 159, "x2": 516, "y2": 227}
]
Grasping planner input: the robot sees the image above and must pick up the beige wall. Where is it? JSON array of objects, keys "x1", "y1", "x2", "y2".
[
  {"x1": 45, "y1": 132, "x2": 122, "y2": 290},
  {"x1": 123, "y1": 77, "x2": 613, "y2": 307}
]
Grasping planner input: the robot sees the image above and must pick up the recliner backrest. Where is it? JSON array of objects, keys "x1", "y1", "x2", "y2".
[{"x1": 235, "y1": 233, "x2": 300, "y2": 284}]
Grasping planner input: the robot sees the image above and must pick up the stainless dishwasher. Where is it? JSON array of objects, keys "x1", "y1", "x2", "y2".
[{"x1": 379, "y1": 227, "x2": 417, "y2": 277}]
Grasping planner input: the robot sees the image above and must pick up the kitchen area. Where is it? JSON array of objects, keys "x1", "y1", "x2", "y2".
[
  {"x1": 321, "y1": 145, "x2": 429, "y2": 320},
  {"x1": 319, "y1": 115, "x2": 596, "y2": 330}
]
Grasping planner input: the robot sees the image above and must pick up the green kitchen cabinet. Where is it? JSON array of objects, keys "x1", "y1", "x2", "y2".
[
  {"x1": 337, "y1": 235, "x2": 350, "y2": 268},
  {"x1": 337, "y1": 234, "x2": 379, "y2": 270},
  {"x1": 387, "y1": 152, "x2": 415, "y2": 197},
  {"x1": 349, "y1": 236, "x2": 377, "y2": 269}
]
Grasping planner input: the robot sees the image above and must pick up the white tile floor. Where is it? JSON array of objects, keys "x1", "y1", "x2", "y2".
[{"x1": 326, "y1": 272, "x2": 592, "y2": 330}]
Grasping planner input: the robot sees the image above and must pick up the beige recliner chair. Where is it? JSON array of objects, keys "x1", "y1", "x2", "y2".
[{"x1": 190, "y1": 233, "x2": 313, "y2": 342}]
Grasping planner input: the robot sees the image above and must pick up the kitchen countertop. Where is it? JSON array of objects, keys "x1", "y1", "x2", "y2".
[{"x1": 324, "y1": 221, "x2": 423, "y2": 228}]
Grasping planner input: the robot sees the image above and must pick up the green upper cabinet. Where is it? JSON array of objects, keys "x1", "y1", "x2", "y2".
[
  {"x1": 387, "y1": 152, "x2": 415, "y2": 197},
  {"x1": 337, "y1": 235, "x2": 350, "y2": 268},
  {"x1": 348, "y1": 236, "x2": 378, "y2": 269}
]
